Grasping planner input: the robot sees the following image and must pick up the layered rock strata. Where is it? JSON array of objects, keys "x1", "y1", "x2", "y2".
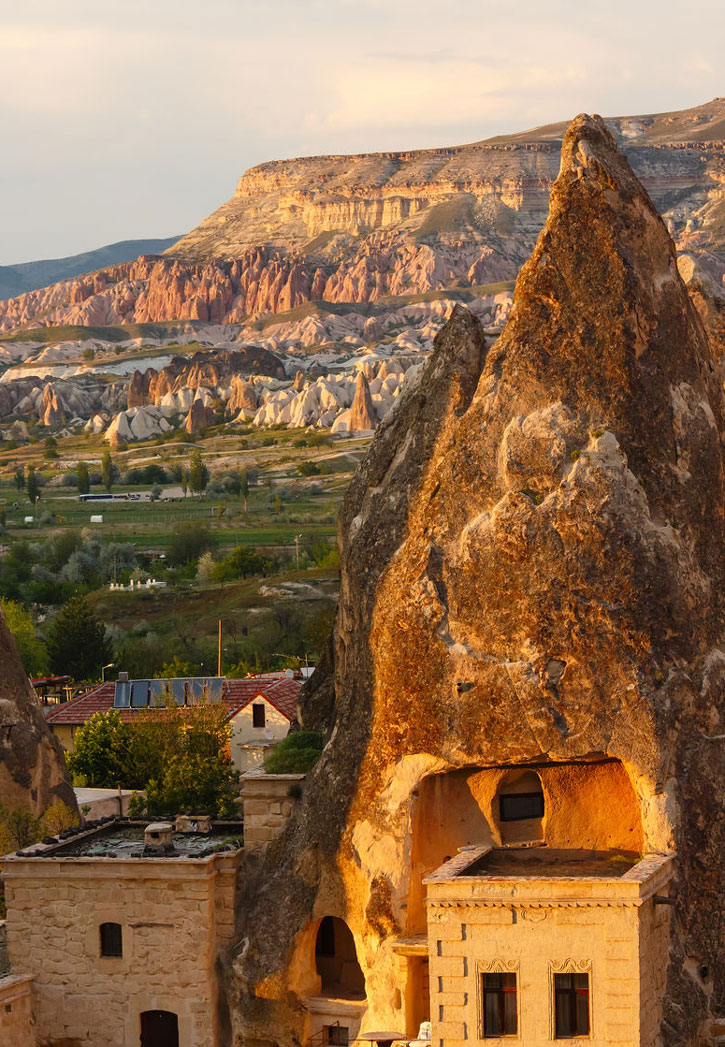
[
  {"x1": 1, "y1": 99, "x2": 723, "y2": 335},
  {"x1": 228, "y1": 114, "x2": 725, "y2": 1047}
]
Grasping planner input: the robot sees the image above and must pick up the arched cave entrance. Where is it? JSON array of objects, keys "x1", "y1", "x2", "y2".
[{"x1": 315, "y1": 916, "x2": 366, "y2": 998}]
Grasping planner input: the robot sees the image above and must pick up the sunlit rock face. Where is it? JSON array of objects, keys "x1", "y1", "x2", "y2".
[
  {"x1": 0, "y1": 610, "x2": 77, "y2": 816},
  {"x1": 228, "y1": 116, "x2": 725, "y2": 1046}
]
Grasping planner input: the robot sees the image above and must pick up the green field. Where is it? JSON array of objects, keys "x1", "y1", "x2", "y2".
[{"x1": 0, "y1": 425, "x2": 368, "y2": 677}]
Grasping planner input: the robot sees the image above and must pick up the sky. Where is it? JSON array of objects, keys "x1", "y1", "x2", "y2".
[{"x1": 1, "y1": 0, "x2": 723, "y2": 265}]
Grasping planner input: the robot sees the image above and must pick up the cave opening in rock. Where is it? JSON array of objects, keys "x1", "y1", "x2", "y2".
[{"x1": 315, "y1": 917, "x2": 366, "y2": 998}]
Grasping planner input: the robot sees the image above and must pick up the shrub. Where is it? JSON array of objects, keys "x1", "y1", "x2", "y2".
[{"x1": 264, "y1": 731, "x2": 324, "y2": 774}]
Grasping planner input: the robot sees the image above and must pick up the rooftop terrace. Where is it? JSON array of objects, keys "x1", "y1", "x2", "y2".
[{"x1": 3, "y1": 818, "x2": 243, "y2": 861}]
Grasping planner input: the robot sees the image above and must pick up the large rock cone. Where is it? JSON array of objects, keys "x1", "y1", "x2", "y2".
[
  {"x1": 0, "y1": 609, "x2": 77, "y2": 817},
  {"x1": 230, "y1": 116, "x2": 725, "y2": 1046},
  {"x1": 348, "y1": 370, "x2": 377, "y2": 431}
]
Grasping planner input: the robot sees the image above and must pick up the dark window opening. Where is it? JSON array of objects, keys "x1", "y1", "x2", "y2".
[
  {"x1": 499, "y1": 791, "x2": 545, "y2": 822},
  {"x1": 100, "y1": 922, "x2": 122, "y2": 958},
  {"x1": 325, "y1": 1025, "x2": 349, "y2": 1045},
  {"x1": 482, "y1": 972, "x2": 517, "y2": 1037},
  {"x1": 252, "y1": 703, "x2": 266, "y2": 728},
  {"x1": 316, "y1": 915, "x2": 336, "y2": 957},
  {"x1": 554, "y1": 973, "x2": 590, "y2": 1038}
]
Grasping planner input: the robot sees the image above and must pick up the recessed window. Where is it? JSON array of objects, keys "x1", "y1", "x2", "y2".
[
  {"x1": 482, "y1": 972, "x2": 517, "y2": 1037},
  {"x1": 100, "y1": 922, "x2": 122, "y2": 958},
  {"x1": 499, "y1": 792, "x2": 545, "y2": 822},
  {"x1": 325, "y1": 1026, "x2": 349, "y2": 1045},
  {"x1": 554, "y1": 973, "x2": 590, "y2": 1038},
  {"x1": 252, "y1": 703, "x2": 266, "y2": 728}
]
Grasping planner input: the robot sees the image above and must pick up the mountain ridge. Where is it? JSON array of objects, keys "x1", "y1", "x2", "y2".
[
  {"x1": 0, "y1": 236, "x2": 181, "y2": 302},
  {"x1": 0, "y1": 99, "x2": 723, "y2": 334}
]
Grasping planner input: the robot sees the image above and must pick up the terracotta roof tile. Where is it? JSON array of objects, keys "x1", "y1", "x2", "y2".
[{"x1": 45, "y1": 675, "x2": 302, "y2": 727}]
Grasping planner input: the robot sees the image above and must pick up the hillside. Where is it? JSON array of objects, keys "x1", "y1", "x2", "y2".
[
  {"x1": 0, "y1": 99, "x2": 722, "y2": 335},
  {"x1": 0, "y1": 236, "x2": 181, "y2": 302}
]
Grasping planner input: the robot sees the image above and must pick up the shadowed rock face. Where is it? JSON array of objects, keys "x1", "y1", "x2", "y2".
[
  {"x1": 229, "y1": 116, "x2": 725, "y2": 1047},
  {"x1": 0, "y1": 610, "x2": 76, "y2": 817}
]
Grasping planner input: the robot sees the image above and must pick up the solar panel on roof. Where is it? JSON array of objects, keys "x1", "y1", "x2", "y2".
[
  {"x1": 188, "y1": 678, "x2": 205, "y2": 703},
  {"x1": 206, "y1": 677, "x2": 223, "y2": 702},
  {"x1": 148, "y1": 680, "x2": 167, "y2": 707},
  {"x1": 170, "y1": 679, "x2": 186, "y2": 705},
  {"x1": 130, "y1": 680, "x2": 149, "y2": 708},
  {"x1": 114, "y1": 681, "x2": 131, "y2": 708}
]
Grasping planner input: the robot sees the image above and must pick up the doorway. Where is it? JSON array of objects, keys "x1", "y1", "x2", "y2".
[{"x1": 140, "y1": 1010, "x2": 179, "y2": 1047}]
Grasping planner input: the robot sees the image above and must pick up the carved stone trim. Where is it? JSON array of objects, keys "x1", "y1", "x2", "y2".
[
  {"x1": 548, "y1": 959, "x2": 593, "y2": 1040},
  {"x1": 476, "y1": 959, "x2": 520, "y2": 1042}
]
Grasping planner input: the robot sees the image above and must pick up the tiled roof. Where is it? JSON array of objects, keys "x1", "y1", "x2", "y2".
[{"x1": 45, "y1": 675, "x2": 301, "y2": 727}]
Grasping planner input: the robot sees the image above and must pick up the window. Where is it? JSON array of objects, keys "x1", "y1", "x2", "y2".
[
  {"x1": 482, "y1": 972, "x2": 517, "y2": 1037},
  {"x1": 499, "y1": 792, "x2": 545, "y2": 822},
  {"x1": 554, "y1": 973, "x2": 590, "y2": 1038},
  {"x1": 252, "y1": 703, "x2": 266, "y2": 728},
  {"x1": 325, "y1": 1026, "x2": 349, "y2": 1045},
  {"x1": 100, "y1": 922, "x2": 122, "y2": 958}
]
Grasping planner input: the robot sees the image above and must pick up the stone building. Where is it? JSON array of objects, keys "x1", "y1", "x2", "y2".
[{"x1": 1, "y1": 817, "x2": 245, "y2": 1047}]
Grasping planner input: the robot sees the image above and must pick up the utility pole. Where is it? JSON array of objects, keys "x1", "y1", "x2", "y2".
[
  {"x1": 218, "y1": 619, "x2": 222, "y2": 677},
  {"x1": 294, "y1": 533, "x2": 302, "y2": 570}
]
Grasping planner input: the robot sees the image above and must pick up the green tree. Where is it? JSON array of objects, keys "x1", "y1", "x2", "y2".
[
  {"x1": 167, "y1": 522, "x2": 213, "y2": 566},
  {"x1": 101, "y1": 449, "x2": 114, "y2": 492},
  {"x1": 26, "y1": 465, "x2": 40, "y2": 505},
  {"x1": 43, "y1": 436, "x2": 58, "y2": 461},
  {"x1": 81, "y1": 346, "x2": 95, "y2": 361},
  {"x1": 265, "y1": 731, "x2": 324, "y2": 774},
  {"x1": 66, "y1": 710, "x2": 133, "y2": 788},
  {"x1": 159, "y1": 656, "x2": 196, "y2": 678},
  {"x1": 13, "y1": 465, "x2": 25, "y2": 492},
  {"x1": 274, "y1": 493, "x2": 282, "y2": 515},
  {"x1": 131, "y1": 699, "x2": 239, "y2": 817},
  {"x1": 1, "y1": 598, "x2": 48, "y2": 676},
  {"x1": 210, "y1": 545, "x2": 271, "y2": 582},
  {"x1": 188, "y1": 450, "x2": 208, "y2": 495},
  {"x1": 240, "y1": 469, "x2": 249, "y2": 512},
  {"x1": 76, "y1": 461, "x2": 91, "y2": 495},
  {"x1": 45, "y1": 595, "x2": 113, "y2": 681}
]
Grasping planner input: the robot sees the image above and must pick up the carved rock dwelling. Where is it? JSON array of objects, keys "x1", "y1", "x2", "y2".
[{"x1": 228, "y1": 115, "x2": 725, "y2": 1047}]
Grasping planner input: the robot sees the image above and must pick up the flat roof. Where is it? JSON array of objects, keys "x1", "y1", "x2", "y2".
[{"x1": 2, "y1": 819, "x2": 243, "y2": 861}]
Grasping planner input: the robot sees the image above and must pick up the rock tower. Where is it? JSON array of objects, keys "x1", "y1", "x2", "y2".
[
  {"x1": 230, "y1": 116, "x2": 725, "y2": 1047},
  {"x1": 0, "y1": 609, "x2": 76, "y2": 816}
]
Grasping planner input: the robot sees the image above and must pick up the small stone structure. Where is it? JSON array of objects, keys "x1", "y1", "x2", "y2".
[
  {"x1": 0, "y1": 974, "x2": 34, "y2": 1047},
  {"x1": 240, "y1": 771, "x2": 305, "y2": 852},
  {"x1": 2, "y1": 819, "x2": 245, "y2": 1047},
  {"x1": 424, "y1": 847, "x2": 673, "y2": 1046}
]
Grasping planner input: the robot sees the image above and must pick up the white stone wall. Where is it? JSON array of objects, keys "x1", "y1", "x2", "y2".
[{"x1": 229, "y1": 698, "x2": 291, "y2": 773}]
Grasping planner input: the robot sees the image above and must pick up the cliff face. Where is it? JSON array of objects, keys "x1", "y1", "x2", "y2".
[
  {"x1": 1, "y1": 99, "x2": 723, "y2": 335},
  {"x1": 0, "y1": 610, "x2": 76, "y2": 816},
  {"x1": 229, "y1": 115, "x2": 725, "y2": 1046}
]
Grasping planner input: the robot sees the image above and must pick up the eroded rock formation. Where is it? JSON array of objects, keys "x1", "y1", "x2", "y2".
[
  {"x1": 0, "y1": 609, "x2": 76, "y2": 816},
  {"x1": 347, "y1": 371, "x2": 376, "y2": 432},
  {"x1": 229, "y1": 114, "x2": 725, "y2": 1047}
]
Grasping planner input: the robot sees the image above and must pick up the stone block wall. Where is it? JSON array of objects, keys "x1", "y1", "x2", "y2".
[
  {"x1": 0, "y1": 973, "x2": 34, "y2": 1047},
  {"x1": 241, "y1": 773, "x2": 304, "y2": 852},
  {"x1": 3, "y1": 851, "x2": 241, "y2": 1047},
  {"x1": 424, "y1": 862, "x2": 674, "y2": 1047}
]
